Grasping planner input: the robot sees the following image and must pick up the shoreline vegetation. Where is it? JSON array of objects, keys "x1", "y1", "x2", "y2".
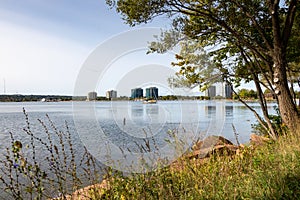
[
  {"x1": 0, "y1": 94, "x2": 279, "y2": 102},
  {"x1": 64, "y1": 133, "x2": 300, "y2": 199},
  {"x1": 0, "y1": 111, "x2": 299, "y2": 199},
  {"x1": 0, "y1": 94, "x2": 210, "y2": 102}
]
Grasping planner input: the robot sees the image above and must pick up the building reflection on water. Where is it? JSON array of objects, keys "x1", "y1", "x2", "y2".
[
  {"x1": 204, "y1": 102, "x2": 234, "y2": 136},
  {"x1": 225, "y1": 105, "x2": 233, "y2": 117},
  {"x1": 204, "y1": 102, "x2": 233, "y2": 118},
  {"x1": 130, "y1": 104, "x2": 160, "y2": 124},
  {"x1": 146, "y1": 105, "x2": 159, "y2": 115}
]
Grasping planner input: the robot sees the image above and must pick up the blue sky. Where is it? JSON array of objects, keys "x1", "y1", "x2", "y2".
[
  {"x1": 0, "y1": 0, "x2": 256, "y2": 97},
  {"x1": 0, "y1": 0, "x2": 131, "y2": 46},
  {"x1": 0, "y1": 0, "x2": 177, "y2": 96}
]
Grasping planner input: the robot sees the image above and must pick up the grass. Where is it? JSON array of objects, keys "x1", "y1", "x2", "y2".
[
  {"x1": 1, "y1": 110, "x2": 300, "y2": 199},
  {"x1": 88, "y1": 133, "x2": 300, "y2": 199}
]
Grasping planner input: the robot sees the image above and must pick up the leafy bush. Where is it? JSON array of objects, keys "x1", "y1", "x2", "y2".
[{"x1": 252, "y1": 106, "x2": 288, "y2": 137}]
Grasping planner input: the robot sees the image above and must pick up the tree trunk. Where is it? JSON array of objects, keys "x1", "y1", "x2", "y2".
[
  {"x1": 273, "y1": 53, "x2": 300, "y2": 132},
  {"x1": 252, "y1": 73, "x2": 278, "y2": 139}
]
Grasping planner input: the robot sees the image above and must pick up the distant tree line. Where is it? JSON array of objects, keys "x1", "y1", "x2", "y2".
[
  {"x1": 4, "y1": 93, "x2": 286, "y2": 102},
  {"x1": 233, "y1": 89, "x2": 258, "y2": 100},
  {"x1": 233, "y1": 89, "x2": 300, "y2": 100},
  {"x1": 159, "y1": 95, "x2": 210, "y2": 101},
  {"x1": 0, "y1": 95, "x2": 73, "y2": 102}
]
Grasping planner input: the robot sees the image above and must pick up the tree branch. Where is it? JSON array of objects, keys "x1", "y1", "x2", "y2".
[{"x1": 282, "y1": 0, "x2": 298, "y2": 49}]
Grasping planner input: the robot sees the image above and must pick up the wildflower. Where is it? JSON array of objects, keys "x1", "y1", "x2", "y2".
[
  {"x1": 13, "y1": 163, "x2": 19, "y2": 168},
  {"x1": 49, "y1": 161, "x2": 55, "y2": 167}
]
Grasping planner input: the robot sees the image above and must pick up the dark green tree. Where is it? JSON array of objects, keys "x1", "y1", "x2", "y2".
[{"x1": 238, "y1": 89, "x2": 258, "y2": 99}]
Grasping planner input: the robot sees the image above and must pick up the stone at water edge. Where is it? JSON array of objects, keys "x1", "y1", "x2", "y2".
[
  {"x1": 250, "y1": 134, "x2": 271, "y2": 146},
  {"x1": 192, "y1": 135, "x2": 234, "y2": 151},
  {"x1": 189, "y1": 135, "x2": 236, "y2": 159}
]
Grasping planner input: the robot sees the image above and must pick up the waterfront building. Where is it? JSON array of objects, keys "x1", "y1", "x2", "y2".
[
  {"x1": 87, "y1": 91, "x2": 97, "y2": 101},
  {"x1": 225, "y1": 84, "x2": 233, "y2": 99},
  {"x1": 205, "y1": 83, "x2": 233, "y2": 99},
  {"x1": 131, "y1": 88, "x2": 143, "y2": 99},
  {"x1": 146, "y1": 87, "x2": 158, "y2": 99},
  {"x1": 106, "y1": 90, "x2": 117, "y2": 99},
  {"x1": 207, "y1": 85, "x2": 216, "y2": 98}
]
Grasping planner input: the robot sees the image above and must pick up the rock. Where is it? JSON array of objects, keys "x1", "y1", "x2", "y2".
[
  {"x1": 192, "y1": 140, "x2": 203, "y2": 151},
  {"x1": 188, "y1": 144, "x2": 238, "y2": 159},
  {"x1": 192, "y1": 135, "x2": 233, "y2": 151},
  {"x1": 189, "y1": 135, "x2": 236, "y2": 159},
  {"x1": 53, "y1": 179, "x2": 110, "y2": 200},
  {"x1": 250, "y1": 134, "x2": 270, "y2": 146},
  {"x1": 211, "y1": 144, "x2": 239, "y2": 156}
]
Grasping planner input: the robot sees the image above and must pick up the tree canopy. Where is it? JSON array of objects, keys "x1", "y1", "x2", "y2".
[{"x1": 107, "y1": 0, "x2": 300, "y2": 137}]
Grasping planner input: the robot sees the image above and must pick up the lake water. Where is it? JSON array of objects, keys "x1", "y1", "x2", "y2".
[
  {"x1": 0, "y1": 100, "x2": 276, "y2": 197},
  {"x1": 0, "y1": 100, "x2": 276, "y2": 166},
  {"x1": 0, "y1": 100, "x2": 276, "y2": 147}
]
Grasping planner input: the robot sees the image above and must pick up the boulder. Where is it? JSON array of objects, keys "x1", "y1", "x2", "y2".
[
  {"x1": 250, "y1": 134, "x2": 270, "y2": 146},
  {"x1": 211, "y1": 144, "x2": 239, "y2": 156},
  {"x1": 192, "y1": 135, "x2": 233, "y2": 151},
  {"x1": 188, "y1": 144, "x2": 239, "y2": 159},
  {"x1": 189, "y1": 135, "x2": 236, "y2": 159}
]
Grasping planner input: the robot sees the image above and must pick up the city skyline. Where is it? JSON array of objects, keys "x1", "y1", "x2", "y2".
[{"x1": 90, "y1": 83, "x2": 233, "y2": 98}]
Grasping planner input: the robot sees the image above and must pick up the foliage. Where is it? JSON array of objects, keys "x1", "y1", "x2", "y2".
[
  {"x1": 167, "y1": 41, "x2": 223, "y2": 91},
  {"x1": 252, "y1": 106, "x2": 288, "y2": 137},
  {"x1": 235, "y1": 88, "x2": 258, "y2": 100},
  {"x1": 0, "y1": 95, "x2": 73, "y2": 102},
  {"x1": 93, "y1": 132, "x2": 300, "y2": 199},
  {"x1": 159, "y1": 95, "x2": 178, "y2": 101}
]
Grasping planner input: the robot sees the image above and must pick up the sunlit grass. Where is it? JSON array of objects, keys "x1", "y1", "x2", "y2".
[{"x1": 87, "y1": 133, "x2": 300, "y2": 199}]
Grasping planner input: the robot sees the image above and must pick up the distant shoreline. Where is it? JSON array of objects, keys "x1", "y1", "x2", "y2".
[
  {"x1": 0, "y1": 94, "x2": 279, "y2": 103},
  {"x1": 0, "y1": 94, "x2": 74, "y2": 102}
]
